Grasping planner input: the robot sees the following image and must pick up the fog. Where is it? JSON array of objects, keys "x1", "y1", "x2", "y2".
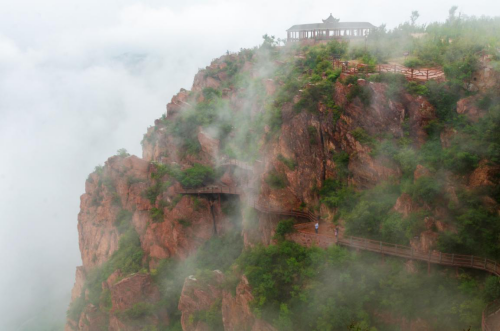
[{"x1": 0, "y1": 0, "x2": 499, "y2": 329}]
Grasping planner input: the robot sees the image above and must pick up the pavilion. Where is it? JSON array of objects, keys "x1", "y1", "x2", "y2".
[{"x1": 287, "y1": 14, "x2": 375, "y2": 42}]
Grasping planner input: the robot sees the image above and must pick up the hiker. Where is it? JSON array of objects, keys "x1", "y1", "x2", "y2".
[
  {"x1": 315, "y1": 222, "x2": 319, "y2": 234},
  {"x1": 335, "y1": 226, "x2": 339, "y2": 241}
]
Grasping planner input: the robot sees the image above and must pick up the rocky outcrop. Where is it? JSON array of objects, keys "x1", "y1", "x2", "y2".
[
  {"x1": 469, "y1": 160, "x2": 500, "y2": 188},
  {"x1": 222, "y1": 275, "x2": 275, "y2": 331},
  {"x1": 107, "y1": 273, "x2": 165, "y2": 331},
  {"x1": 456, "y1": 95, "x2": 485, "y2": 122},
  {"x1": 392, "y1": 193, "x2": 420, "y2": 217},
  {"x1": 77, "y1": 304, "x2": 108, "y2": 331},
  {"x1": 70, "y1": 266, "x2": 86, "y2": 302},
  {"x1": 78, "y1": 155, "x2": 150, "y2": 270},
  {"x1": 178, "y1": 271, "x2": 224, "y2": 331}
]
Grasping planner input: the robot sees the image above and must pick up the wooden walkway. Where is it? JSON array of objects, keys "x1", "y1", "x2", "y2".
[
  {"x1": 333, "y1": 60, "x2": 445, "y2": 81},
  {"x1": 295, "y1": 224, "x2": 500, "y2": 276}
]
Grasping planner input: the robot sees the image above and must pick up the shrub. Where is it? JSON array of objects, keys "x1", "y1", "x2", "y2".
[
  {"x1": 351, "y1": 127, "x2": 375, "y2": 147},
  {"x1": 265, "y1": 170, "x2": 288, "y2": 189},
  {"x1": 177, "y1": 218, "x2": 191, "y2": 228},
  {"x1": 67, "y1": 295, "x2": 85, "y2": 321},
  {"x1": 119, "y1": 302, "x2": 155, "y2": 320},
  {"x1": 277, "y1": 154, "x2": 297, "y2": 170},
  {"x1": 274, "y1": 218, "x2": 296, "y2": 239},
  {"x1": 116, "y1": 148, "x2": 130, "y2": 158},
  {"x1": 404, "y1": 57, "x2": 423, "y2": 69},
  {"x1": 193, "y1": 300, "x2": 223, "y2": 331},
  {"x1": 115, "y1": 209, "x2": 133, "y2": 234},
  {"x1": 331, "y1": 151, "x2": 350, "y2": 179},
  {"x1": 308, "y1": 125, "x2": 318, "y2": 144},
  {"x1": 406, "y1": 176, "x2": 442, "y2": 204},
  {"x1": 150, "y1": 206, "x2": 164, "y2": 223},
  {"x1": 180, "y1": 164, "x2": 215, "y2": 188},
  {"x1": 347, "y1": 84, "x2": 372, "y2": 106}
]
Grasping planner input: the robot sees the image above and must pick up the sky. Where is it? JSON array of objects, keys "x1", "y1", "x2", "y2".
[{"x1": 0, "y1": 0, "x2": 499, "y2": 330}]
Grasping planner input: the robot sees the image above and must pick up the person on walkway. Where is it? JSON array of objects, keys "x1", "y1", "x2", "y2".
[
  {"x1": 315, "y1": 222, "x2": 319, "y2": 234},
  {"x1": 335, "y1": 226, "x2": 339, "y2": 241}
]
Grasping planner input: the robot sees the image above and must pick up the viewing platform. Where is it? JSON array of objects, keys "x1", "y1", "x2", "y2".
[{"x1": 287, "y1": 14, "x2": 375, "y2": 42}]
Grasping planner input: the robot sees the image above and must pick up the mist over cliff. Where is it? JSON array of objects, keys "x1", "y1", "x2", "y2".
[{"x1": 2, "y1": 1, "x2": 500, "y2": 330}]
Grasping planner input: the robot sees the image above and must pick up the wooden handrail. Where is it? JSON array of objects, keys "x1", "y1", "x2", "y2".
[
  {"x1": 332, "y1": 61, "x2": 445, "y2": 81},
  {"x1": 294, "y1": 227, "x2": 500, "y2": 277}
]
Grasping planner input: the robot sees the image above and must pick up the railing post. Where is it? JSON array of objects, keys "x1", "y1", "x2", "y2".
[
  {"x1": 471, "y1": 256, "x2": 474, "y2": 267},
  {"x1": 426, "y1": 70, "x2": 429, "y2": 80},
  {"x1": 428, "y1": 251, "x2": 431, "y2": 262},
  {"x1": 411, "y1": 68, "x2": 414, "y2": 79}
]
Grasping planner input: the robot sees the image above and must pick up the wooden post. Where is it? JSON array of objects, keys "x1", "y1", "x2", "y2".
[
  {"x1": 411, "y1": 68, "x2": 414, "y2": 79},
  {"x1": 426, "y1": 70, "x2": 429, "y2": 80},
  {"x1": 471, "y1": 256, "x2": 474, "y2": 267}
]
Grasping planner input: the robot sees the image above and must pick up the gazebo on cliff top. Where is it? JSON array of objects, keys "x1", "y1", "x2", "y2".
[{"x1": 287, "y1": 14, "x2": 375, "y2": 42}]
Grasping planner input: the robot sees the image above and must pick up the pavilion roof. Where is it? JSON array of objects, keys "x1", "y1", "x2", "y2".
[{"x1": 287, "y1": 21, "x2": 375, "y2": 32}]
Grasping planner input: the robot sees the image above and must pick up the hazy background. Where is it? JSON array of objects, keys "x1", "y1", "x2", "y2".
[{"x1": 0, "y1": 0, "x2": 499, "y2": 329}]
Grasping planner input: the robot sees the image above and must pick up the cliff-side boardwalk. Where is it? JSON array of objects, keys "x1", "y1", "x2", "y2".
[{"x1": 287, "y1": 13, "x2": 375, "y2": 42}]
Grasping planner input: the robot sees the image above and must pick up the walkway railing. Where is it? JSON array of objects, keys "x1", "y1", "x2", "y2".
[
  {"x1": 176, "y1": 185, "x2": 242, "y2": 195},
  {"x1": 218, "y1": 159, "x2": 254, "y2": 172},
  {"x1": 295, "y1": 226, "x2": 500, "y2": 276},
  {"x1": 483, "y1": 299, "x2": 500, "y2": 330},
  {"x1": 333, "y1": 61, "x2": 445, "y2": 81}
]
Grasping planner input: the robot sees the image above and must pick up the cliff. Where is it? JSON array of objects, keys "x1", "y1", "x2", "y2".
[{"x1": 66, "y1": 39, "x2": 500, "y2": 331}]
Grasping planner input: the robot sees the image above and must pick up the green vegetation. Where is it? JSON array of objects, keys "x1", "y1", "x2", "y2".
[
  {"x1": 236, "y1": 241, "x2": 486, "y2": 330},
  {"x1": 68, "y1": 226, "x2": 145, "y2": 321},
  {"x1": 265, "y1": 170, "x2": 288, "y2": 189},
  {"x1": 152, "y1": 231, "x2": 244, "y2": 329},
  {"x1": 116, "y1": 148, "x2": 130, "y2": 158},
  {"x1": 351, "y1": 127, "x2": 375, "y2": 147},
  {"x1": 274, "y1": 218, "x2": 296, "y2": 240},
  {"x1": 177, "y1": 218, "x2": 191, "y2": 228},
  {"x1": 114, "y1": 209, "x2": 133, "y2": 234},
  {"x1": 277, "y1": 154, "x2": 297, "y2": 171}
]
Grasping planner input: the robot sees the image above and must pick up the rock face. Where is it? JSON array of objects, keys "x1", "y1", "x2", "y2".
[
  {"x1": 456, "y1": 95, "x2": 485, "y2": 122},
  {"x1": 178, "y1": 271, "x2": 224, "y2": 331},
  {"x1": 222, "y1": 276, "x2": 275, "y2": 331},
  {"x1": 107, "y1": 273, "x2": 165, "y2": 331},
  {"x1": 68, "y1": 44, "x2": 487, "y2": 331}
]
